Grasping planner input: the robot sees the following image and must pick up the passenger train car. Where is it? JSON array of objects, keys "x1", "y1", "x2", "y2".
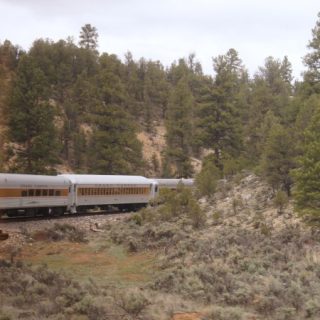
[
  {"x1": 0, "y1": 173, "x2": 193, "y2": 217},
  {"x1": 0, "y1": 174, "x2": 71, "y2": 217},
  {"x1": 154, "y1": 178, "x2": 194, "y2": 189},
  {"x1": 60, "y1": 174, "x2": 158, "y2": 213}
]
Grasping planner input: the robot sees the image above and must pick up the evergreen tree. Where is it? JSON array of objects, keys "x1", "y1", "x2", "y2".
[
  {"x1": 196, "y1": 154, "x2": 221, "y2": 197},
  {"x1": 79, "y1": 24, "x2": 99, "y2": 50},
  {"x1": 88, "y1": 103, "x2": 143, "y2": 174},
  {"x1": 165, "y1": 77, "x2": 193, "y2": 177},
  {"x1": 293, "y1": 107, "x2": 320, "y2": 220},
  {"x1": 8, "y1": 55, "x2": 59, "y2": 173},
  {"x1": 245, "y1": 56, "x2": 293, "y2": 163},
  {"x1": 123, "y1": 52, "x2": 145, "y2": 118},
  {"x1": 303, "y1": 12, "x2": 320, "y2": 93},
  {"x1": 260, "y1": 124, "x2": 296, "y2": 195},
  {"x1": 198, "y1": 49, "x2": 244, "y2": 170}
]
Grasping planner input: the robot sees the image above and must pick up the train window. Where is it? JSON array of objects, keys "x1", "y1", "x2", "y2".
[
  {"x1": 21, "y1": 190, "x2": 27, "y2": 197},
  {"x1": 43, "y1": 189, "x2": 48, "y2": 196},
  {"x1": 49, "y1": 189, "x2": 54, "y2": 196},
  {"x1": 35, "y1": 189, "x2": 41, "y2": 197},
  {"x1": 55, "y1": 190, "x2": 61, "y2": 196},
  {"x1": 28, "y1": 189, "x2": 34, "y2": 197}
]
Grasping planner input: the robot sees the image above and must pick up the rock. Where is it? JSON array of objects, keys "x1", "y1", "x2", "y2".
[{"x1": 0, "y1": 229, "x2": 9, "y2": 241}]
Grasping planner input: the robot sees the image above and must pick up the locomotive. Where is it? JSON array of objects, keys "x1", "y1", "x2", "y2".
[{"x1": 0, "y1": 173, "x2": 194, "y2": 217}]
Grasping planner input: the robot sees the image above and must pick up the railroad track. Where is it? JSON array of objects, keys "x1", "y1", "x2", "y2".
[{"x1": 0, "y1": 210, "x2": 128, "y2": 223}]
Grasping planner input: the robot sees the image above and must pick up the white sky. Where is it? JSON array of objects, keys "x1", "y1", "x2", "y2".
[{"x1": 0, "y1": 0, "x2": 319, "y2": 79}]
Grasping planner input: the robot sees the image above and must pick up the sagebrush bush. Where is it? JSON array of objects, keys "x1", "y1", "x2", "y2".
[
  {"x1": 274, "y1": 190, "x2": 289, "y2": 214},
  {"x1": 130, "y1": 186, "x2": 206, "y2": 230}
]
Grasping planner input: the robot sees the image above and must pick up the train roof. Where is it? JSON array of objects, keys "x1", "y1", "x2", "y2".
[
  {"x1": 0, "y1": 173, "x2": 71, "y2": 187},
  {"x1": 59, "y1": 174, "x2": 153, "y2": 185},
  {"x1": 154, "y1": 178, "x2": 194, "y2": 186}
]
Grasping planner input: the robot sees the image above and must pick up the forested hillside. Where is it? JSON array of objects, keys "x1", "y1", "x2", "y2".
[{"x1": 1, "y1": 14, "x2": 320, "y2": 219}]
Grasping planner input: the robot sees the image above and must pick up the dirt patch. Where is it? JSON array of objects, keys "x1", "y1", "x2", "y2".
[
  {"x1": 172, "y1": 312, "x2": 204, "y2": 320},
  {"x1": 137, "y1": 124, "x2": 166, "y2": 173}
]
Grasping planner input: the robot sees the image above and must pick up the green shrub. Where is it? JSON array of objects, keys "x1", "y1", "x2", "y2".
[
  {"x1": 195, "y1": 159, "x2": 221, "y2": 197},
  {"x1": 274, "y1": 190, "x2": 289, "y2": 214},
  {"x1": 42, "y1": 223, "x2": 88, "y2": 243},
  {"x1": 114, "y1": 289, "x2": 150, "y2": 318}
]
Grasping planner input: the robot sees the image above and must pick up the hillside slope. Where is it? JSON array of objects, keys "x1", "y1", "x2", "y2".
[{"x1": 1, "y1": 177, "x2": 319, "y2": 319}]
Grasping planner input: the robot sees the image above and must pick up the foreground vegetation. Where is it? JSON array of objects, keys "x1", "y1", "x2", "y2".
[{"x1": 1, "y1": 176, "x2": 320, "y2": 319}]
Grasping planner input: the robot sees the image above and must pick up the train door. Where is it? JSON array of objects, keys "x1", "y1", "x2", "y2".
[
  {"x1": 68, "y1": 183, "x2": 77, "y2": 214},
  {"x1": 150, "y1": 181, "x2": 159, "y2": 200}
]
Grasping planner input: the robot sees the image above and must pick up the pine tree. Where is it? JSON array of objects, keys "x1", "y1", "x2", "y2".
[
  {"x1": 304, "y1": 12, "x2": 320, "y2": 93},
  {"x1": 198, "y1": 49, "x2": 244, "y2": 170},
  {"x1": 196, "y1": 154, "x2": 221, "y2": 197},
  {"x1": 8, "y1": 55, "x2": 59, "y2": 173},
  {"x1": 260, "y1": 124, "x2": 296, "y2": 195},
  {"x1": 79, "y1": 24, "x2": 99, "y2": 50},
  {"x1": 245, "y1": 56, "x2": 293, "y2": 163},
  {"x1": 88, "y1": 103, "x2": 143, "y2": 174},
  {"x1": 165, "y1": 77, "x2": 193, "y2": 178},
  {"x1": 293, "y1": 107, "x2": 320, "y2": 221}
]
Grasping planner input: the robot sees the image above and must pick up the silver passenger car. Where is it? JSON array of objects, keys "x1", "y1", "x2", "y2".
[
  {"x1": 153, "y1": 178, "x2": 194, "y2": 189},
  {"x1": 60, "y1": 174, "x2": 159, "y2": 213},
  {"x1": 0, "y1": 173, "x2": 71, "y2": 216}
]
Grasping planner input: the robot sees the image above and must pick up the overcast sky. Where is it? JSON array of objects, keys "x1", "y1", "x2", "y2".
[{"x1": 0, "y1": 0, "x2": 319, "y2": 79}]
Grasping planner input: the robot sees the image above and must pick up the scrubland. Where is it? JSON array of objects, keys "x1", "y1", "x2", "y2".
[{"x1": 1, "y1": 173, "x2": 320, "y2": 320}]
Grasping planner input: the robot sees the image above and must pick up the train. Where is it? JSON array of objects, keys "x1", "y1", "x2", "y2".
[{"x1": 0, "y1": 173, "x2": 194, "y2": 217}]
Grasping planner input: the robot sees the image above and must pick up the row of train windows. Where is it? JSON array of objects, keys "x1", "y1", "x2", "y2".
[
  {"x1": 21, "y1": 189, "x2": 63, "y2": 197},
  {"x1": 78, "y1": 187, "x2": 150, "y2": 196}
]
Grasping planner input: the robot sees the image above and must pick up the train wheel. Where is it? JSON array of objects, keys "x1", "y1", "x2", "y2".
[{"x1": 52, "y1": 207, "x2": 64, "y2": 216}]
